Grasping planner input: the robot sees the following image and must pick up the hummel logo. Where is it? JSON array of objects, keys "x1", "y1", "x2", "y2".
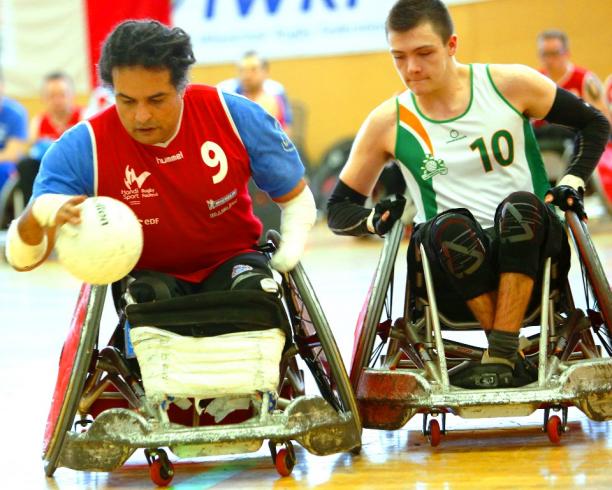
[
  {"x1": 124, "y1": 166, "x2": 151, "y2": 189},
  {"x1": 446, "y1": 129, "x2": 467, "y2": 144},
  {"x1": 156, "y1": 150, "x2": 184, "y2": 165}
]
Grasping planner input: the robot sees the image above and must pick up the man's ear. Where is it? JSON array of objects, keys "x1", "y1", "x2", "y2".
[{"x1": 448, "y1": 34, "x2": 458, "y2": 56}]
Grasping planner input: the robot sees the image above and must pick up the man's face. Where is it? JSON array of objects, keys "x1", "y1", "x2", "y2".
[
  {"x1": 112, "y1": 66, "x2": 183, "y2": 145},
  {"x1": 238, "y1": 56, "x2": 267, "y2": 94},
  {"x1": 43, "y1": 78, "x2": 75, "y2": 117},
  {"x1": 538, "y1": 38, "x2": 569, "y2": 73},
  {"x1": 388, "y1": 22, "x2": 456, "y2": 96}
]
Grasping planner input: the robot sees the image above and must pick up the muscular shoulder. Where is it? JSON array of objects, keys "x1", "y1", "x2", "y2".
[
  {"x1": 338, "y1": 97, "x2": 397, "y2": 195},
  {"x1": 358, "y1": 97, "x2": 397, "y2": 152},
  {"x1": 488, "y1": 64, "x2": 557, "y2": 119}
]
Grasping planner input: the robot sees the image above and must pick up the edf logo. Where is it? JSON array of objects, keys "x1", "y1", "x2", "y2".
[{"x1": 205, "y1": 0, "x2": 358, "y2": 18}]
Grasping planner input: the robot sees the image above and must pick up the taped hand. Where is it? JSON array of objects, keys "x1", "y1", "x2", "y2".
[{"x1": 368, "y1": 194, "x2": 407, "y2": 236}]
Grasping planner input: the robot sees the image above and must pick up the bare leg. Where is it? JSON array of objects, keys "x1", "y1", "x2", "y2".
[
  {"x1": 466, "y1": 291, "x2": 497, "y2": 331},
  {"x1": 493, "y1": 272, "x2": 534, "y2": 333}
]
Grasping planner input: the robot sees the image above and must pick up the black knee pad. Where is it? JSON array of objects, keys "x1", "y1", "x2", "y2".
[
  {"x1": 496, "y1": 191, "x2": 548, "y2": 246},
  {"x1": 429, "y1": 211, "x2": 489, "y2": 279},
  {"x1": 495, "y1": 192, "x2": 549, "y2": 278},
  {"x1": 425, "y1": 209, "x2": 496, "y2": 299}
]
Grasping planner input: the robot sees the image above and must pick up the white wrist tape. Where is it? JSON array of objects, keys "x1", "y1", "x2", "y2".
[
  {"x1": 366, "y1": 209, "x2": 375, "y2": 233},
  {"x1": 270, "y1": 186, "x2": 317, "y2": 272},
  {"x1": 5, "y1": 219, "x2": 48, "y2": 269},
  {"x1": 557, "y1": 174, "x2": 585, "y2": 191},
  {"x1": 32, "y1": 193, "x2": 75, "y2": 227}
]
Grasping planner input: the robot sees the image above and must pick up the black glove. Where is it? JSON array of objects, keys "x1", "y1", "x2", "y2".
[
  {"x1": 371, "y1": 194, "x2": 406, "y2": 236},
  {"x1": 545, "y1": 185, "x2": 587, "y2": 220}
]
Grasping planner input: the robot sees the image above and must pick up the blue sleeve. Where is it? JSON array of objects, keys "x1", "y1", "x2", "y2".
[
  {"x1": 3, "y1": 99, "x2": 28, "y2": 141},
  {"x1": 222, "y1": 92, "x2": 304, "y2": 199},
  {"x1": 32, "y1": 123, "x2": 95, "y2": 199}
]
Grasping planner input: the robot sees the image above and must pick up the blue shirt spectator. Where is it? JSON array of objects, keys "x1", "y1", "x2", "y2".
[{"x1": 0, "y1": 84, "x2": 29, "y2": 192}]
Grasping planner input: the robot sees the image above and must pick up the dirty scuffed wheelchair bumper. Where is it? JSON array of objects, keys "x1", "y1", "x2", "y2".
[
  {"x1": 356, "y1": 359, "x2": 612, "y2": 430},
  {"x1": 51, "y1": 396, "x2": 360, "y2": 472}
]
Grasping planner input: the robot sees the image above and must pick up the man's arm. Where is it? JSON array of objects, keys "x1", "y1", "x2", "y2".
[
  {"x1": 0, "y1": 137, "x2": 27, "y2": 164},
  {"x1": 5, "y1": 123, "x2": 94, "y2": 270},
  {"x1": 490, "y1": 64, "x2": 610, "y2": 217},
  {"x1": 6, "y1": 194, "x2": 86, "y2": 271},
  {"x1": 582, "y1": 72, "x2": 611, "y2": 125},
  {"x1": 220, "y1": 91, "x2": 315, "y2": 272},
  {"x1": 338, "y1": 98, "x2": 397, "y2": 196},
  {"x1": 28, "y1": 114, "x2": 42, "y2": 146},
  {"x1": 327, "y1": 98, "x2": 400, "y2": 236},
  {"x1": 269, "y1": 178, "x2": 317, "y2": 272},
  {"x1": 0, "y1": 100, "x2": 28, "y2": 163}
]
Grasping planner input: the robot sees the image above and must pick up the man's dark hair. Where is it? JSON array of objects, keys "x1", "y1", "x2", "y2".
[
  {"x1": 537, "y1": 30, "x2": 569, "y2": 51},
  {"x1": 43, "y1": 71, "x2": 73, "y2": 87},
  {"x1": 98, "y1": 20, "x2": 196, "y2": 90},
  {"x1": 241, "y1": 50, "x2": 269, "y2": 70},
  {"x1": 386, "y1": 0, "x2": 454, "y2": 43}
]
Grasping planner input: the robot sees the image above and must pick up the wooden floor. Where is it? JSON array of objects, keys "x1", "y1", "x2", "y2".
[{"x1": 1, "y1": 204, "x2": 611, "y2": 489}]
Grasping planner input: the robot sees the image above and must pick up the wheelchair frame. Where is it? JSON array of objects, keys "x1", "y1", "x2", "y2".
[
  {"x1": 351, "y1": 211, "x2": 612, "y2": 446},
  {"x1": 42, "y1": 231, "x2": 361, "y2": 485}
]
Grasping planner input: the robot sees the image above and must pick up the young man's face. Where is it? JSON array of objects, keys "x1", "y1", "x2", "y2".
[
  {"x1": 388, "y1": 21, "x2": 456, "y2": 96},
  {"x1": 112, "y1": 66, "x2": 183, "y2": 145},
  {"x1": 538, "y1": 37, "x2": 569, "y2": 74}
]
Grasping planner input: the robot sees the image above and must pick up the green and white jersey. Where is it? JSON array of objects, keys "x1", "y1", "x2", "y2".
[{"x1": 395, "y1": 63, "x2": 549, "y2": 228}]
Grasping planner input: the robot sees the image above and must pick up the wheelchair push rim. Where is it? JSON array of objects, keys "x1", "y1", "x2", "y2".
[
  {"x1": 566, "y1": 211, "x2": 612, "y2": 335},
  {"x1": 267, "y1": 230, "x2": 362, "y2": 437},
  {"x1": 349, "y1": 221, "x2": 404, "y2": 390},
  {"x1": 42, "y1": 284, "x2": 106, "y2": 476}
]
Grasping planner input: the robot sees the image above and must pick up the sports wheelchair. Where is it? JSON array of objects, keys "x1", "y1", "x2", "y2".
[
  {"x1": 42, "y1": 231, "x2": 361, "y2": 486},
  {"x1": 351, "y1": 211, "x2": 612, "y2": 446}
]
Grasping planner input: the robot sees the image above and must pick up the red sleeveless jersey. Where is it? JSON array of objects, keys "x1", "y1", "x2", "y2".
[
  {"x1": 38, "y1": 108, "x2": 81, "y2": 140},
  {"x1": 90, "y1": 85, "x2": 262, "y2": 282},
  {"x1": 535, "y1": 65, "x2": 592, "y2": 128},
  {"x1": 539, "y1": 64, "x2": 590, "y2": 98}
]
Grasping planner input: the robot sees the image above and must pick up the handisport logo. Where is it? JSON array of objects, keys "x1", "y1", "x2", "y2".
[
  {"x1": 124, "y1": 166, "x2": 151, "y2": 189},
  {"x1": 121, "y1": 166, "x2": 158, "y2": 204}
]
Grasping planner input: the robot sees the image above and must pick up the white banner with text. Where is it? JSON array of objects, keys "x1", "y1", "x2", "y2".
[{"x1": 172, "y1": 0, "x2": 484, "y2": 65}]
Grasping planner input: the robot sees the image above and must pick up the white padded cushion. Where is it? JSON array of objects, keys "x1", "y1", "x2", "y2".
[{"x1": 130, "y1": 327, "x2": 285, "y2": 403}]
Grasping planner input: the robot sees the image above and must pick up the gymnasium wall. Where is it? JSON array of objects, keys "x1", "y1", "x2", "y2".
[
  {"x1": 190, "y1": 0, "x2": 611, "y2": 167},
  {"x1": 15, "y1": 0, "x2": 612, "y2": 168}
]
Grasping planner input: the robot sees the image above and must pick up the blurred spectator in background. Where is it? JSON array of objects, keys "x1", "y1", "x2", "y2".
[
  {"x1": 533, "y1": 30, "x2": 611, "y2": 185},
  {"x1": 218, "y1": 51, "x2": 299, "y2": 234},
  {"x1": 18, "y1": 72, "x2": 83, "y2": 204},
  {"x1": 0, "y1": 71, "x2": 28, "y2": 194},
  {"x1": 218, "y1": 51, "x2": 293, "y2": 136},
  {"x1": 537, "y1": 30, "x2": 610, "y2": 121},
  {"x1": 29, "y1": 72, "x2": 82, "y2": 144}
]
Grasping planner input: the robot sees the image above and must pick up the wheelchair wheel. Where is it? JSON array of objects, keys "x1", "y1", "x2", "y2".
[
  {"x1": 42, "y1": 284, "x2": 107, "y2": 476},
  {"x1": 349, "y1": 221, "x2": 405, "y2": 389},
  {"x1": 566, "y1": 211, "x2": 612, "y2": 353},
  {"x1": 266, "y1": 231, "x2": 361, "y2": 437}
]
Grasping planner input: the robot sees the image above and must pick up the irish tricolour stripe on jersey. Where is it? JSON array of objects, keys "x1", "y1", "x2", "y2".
[{"x1": 395, "y1": 101, "x2": 442, "y2": 219}]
